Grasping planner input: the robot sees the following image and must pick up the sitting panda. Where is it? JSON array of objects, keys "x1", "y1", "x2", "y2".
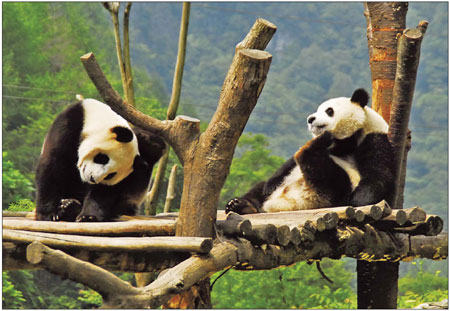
[
  {"x1": 35, "y1": 99, "x2": 166, "y2": 222},
  {"x1": 225, "y1": 88, "x2": 395, "y2": 214}
]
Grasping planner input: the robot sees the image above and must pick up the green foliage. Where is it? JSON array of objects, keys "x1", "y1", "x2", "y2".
[
  {"x1": 2, "y1": 152, "x2": 35, "y2": 209},
  {"x1": 7, "y1": 199, "x2": 36, "y2": 212},
  {"x1": 398, "y1": 260, "x2": 449, "y2": 308},
  {"x1": 77, "y1": 289, "x2": 102, "y2": 308},
  {"x1": 211, "y1": 259, "x2": 356, "y2": 309},
  {"x1": 219, "y1": 133, "x2": 285, "y2": 208},
  {"x1": 2, "y1": 272, "x2": 26, "y2": 309}
]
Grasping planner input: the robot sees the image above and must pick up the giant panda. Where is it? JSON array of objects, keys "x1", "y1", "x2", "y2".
[
  {"x1": 225, "y1": 88, "x2": 395, "y2": 214},
  {"x1": 35, "y1": 99, "x2": 166, "y2": 222}
]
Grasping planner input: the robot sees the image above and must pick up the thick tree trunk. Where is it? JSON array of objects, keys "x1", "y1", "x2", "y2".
[
  {"x1": 360, "y1": 3, "x2": 409, "y2": 309},
  {"x1": 364, "y1": 2, "x2": 408, "y2": 122}
]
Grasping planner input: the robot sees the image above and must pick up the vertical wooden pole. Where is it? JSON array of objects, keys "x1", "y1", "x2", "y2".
[
  {"x1": 357, "y1": 2, "x2": 407, "y2": 309},
  {"x1": 364, "y1": 2, "x2": 408, "y2": 123}
]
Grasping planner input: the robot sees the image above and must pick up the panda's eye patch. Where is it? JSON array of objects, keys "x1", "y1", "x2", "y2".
[
  {"x1": 93, "y1": 153, "x2": 109, "y2": 165},
  {"x1": 326, "y1": 107, "x2": 334, "y2": 117}
]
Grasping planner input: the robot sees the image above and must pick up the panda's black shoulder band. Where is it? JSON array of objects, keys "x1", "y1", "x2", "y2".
[{"x1": 351, "y1": 88, "x2": 369, "y2": 108}]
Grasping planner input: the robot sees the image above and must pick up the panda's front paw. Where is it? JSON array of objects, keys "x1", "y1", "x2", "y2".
[
  {"x1": 51, "y1": 199, "x2": 82, "y2": 221},
  {"x1": 225, "y1": 198, "x2": 258, "y2": 214},
  {"x1": 313, "y1": 131, "x2": 333, "y2": 148},
  {"x1": 76, "y1": 214, "x2": 99, "y2": 222}
]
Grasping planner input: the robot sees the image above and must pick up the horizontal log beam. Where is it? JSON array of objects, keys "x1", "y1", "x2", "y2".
[
  {"x1": 3, "y1": 218, "x2": 176, "y2": 236},
  {"x1": 3, "y1": 242, "x2": 188, "y2": 272},
  {"x1": 3, "y1": 229, "x2": 212, "y2": 253}
]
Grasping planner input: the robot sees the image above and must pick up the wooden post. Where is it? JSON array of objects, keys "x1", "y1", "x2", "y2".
[
  {"x1": 81, "y1": 17, "x2": 276, "y2": 308},
  {"x1": 358, "y1": 2, "x2": 409, "y2": 309},
  {"x1": 364, "y1": 2, "x2": 408, "y2": 122}
]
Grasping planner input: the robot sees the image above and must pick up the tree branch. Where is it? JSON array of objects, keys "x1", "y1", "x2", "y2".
[
  {"x1": 26, "y1": 241, "x2": 142, "y2": 299},
  {"x1": 388, "y1": 21, "x2": 428, "y2": 209},
  {"x1": 123, "y1": 2, "x2": 135, "y2": 106},
  {"x1": 80, "y1": 52, "x2": 200, "y2": 165}
]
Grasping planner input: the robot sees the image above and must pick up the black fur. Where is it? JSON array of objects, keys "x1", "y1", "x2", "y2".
[
  {"x1": 225, "y1": 131, "x2": 395, "y2": 214},
  {"x1": 350, "y1": 88, "x2": 369, "y2": 108},
  {"x1": 112, "y1": 126, "x2": 134, "y2": 143},
  {"x1": 349, "y1": 133, "x2": 395, "y2": 206},
  {"x1": 35, "y1": 102, "x2": 166, "y2": 222}
]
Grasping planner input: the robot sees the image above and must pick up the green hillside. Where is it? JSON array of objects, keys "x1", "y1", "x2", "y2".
[{"x1": 2, "y1": 2, "x2": 447, "y2": 309}]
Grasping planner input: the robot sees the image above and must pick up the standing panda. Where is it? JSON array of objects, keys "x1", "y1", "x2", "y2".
[
  {"x1": 225, "y1": 88, "x2": 395, "y2": 214},
  {"x1": 35, "y1": 99, "x2": 166, "y2": 222}
]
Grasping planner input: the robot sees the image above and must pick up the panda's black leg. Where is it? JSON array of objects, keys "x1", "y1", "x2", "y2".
[
  {"x1": 225, "y1": 181, "x2": 266, "y2": 214},
  {"x1": 55, "y1": 199, "x2": 82, "y2": 221}
]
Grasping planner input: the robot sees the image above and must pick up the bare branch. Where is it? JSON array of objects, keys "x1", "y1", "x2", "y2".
[
  {"x1": 26, "y1": 241, "x2": 142, "y2": 299},
  {"x1": 80, "y1": 52, "x2": 200, "y2": 164},
  {"x1": 123, "y1": 2, "x2": 135, "y2": 106},
  {"x1": 164, "y1": 164, "x2": 179, "y2": 213}
]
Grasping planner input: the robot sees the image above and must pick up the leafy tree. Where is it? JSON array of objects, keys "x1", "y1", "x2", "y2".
[{"x1": 211, "y1": 259, "x2": 356, "y2": 309}]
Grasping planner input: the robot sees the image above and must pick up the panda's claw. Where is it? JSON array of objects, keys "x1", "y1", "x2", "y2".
[{"x1": 225, "y1": 198, "x2": 248, "y2": 214}]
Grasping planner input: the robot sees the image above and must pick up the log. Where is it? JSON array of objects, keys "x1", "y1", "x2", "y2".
[
  {"x1": 276, "y1": 225, "x2": 291, "y2": 246},
  {"x1": 129, "y1": 242, "x2": 239, "y2": 309},
  {"x1": 3, "y1": 229, "x2": 212, "y2": 253},
  {"x1": 2, "y1": 218, "x2": 176, "y2": 236},
  {"x1": 394, "y1": 215, "x2": 444, "y2": 236},
  {"x1": 246, "y1": 224, "x2": 277, "y2": 245},
  {"x1": 3, "y1": 242, "x2": 188, "y2": 272},
  {"x1": 26, "y1": 241, "x2": 143, "y2": 299},
  {"x1": 289, "y1": 227, "x2": 302, "y2": 246},
  {"x1": 235, "y1": 18, "x2": 277, "y2": 51},
  {"x1": 216, "y1": 217, "x2": 252, "y2": 237},
  {"x1": 389, "y1": 22, "x2": 428, "y2": 210}
]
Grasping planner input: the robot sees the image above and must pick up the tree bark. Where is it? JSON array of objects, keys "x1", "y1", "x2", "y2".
[
  {"x1": 2, "y1": 218, "x2": 176, "y2": 236},
  {"x1": 360, "y1": 3, "x2": 409, "y2": 308},
  {"x1": 389, "y1": 22, "x2": 428, "y2": 210},
  {"x1": 364, "y1": 2, "x2": 408, "y2": 122},
  {"x1": 164, "y1": 164, "x2": 179, "y2": 213},
  {"x1": 26, "y1": 241, "x2": 143, "y2": 300},
  {"x1": 123, "y1": 2, "x2": 135, "y2": 107},
  {"x1": 80, "y1": 52, "x2": 201, "y2": 165},
  {"x1": 3, "y1": 229, "x2": 212, "y2": 253}
]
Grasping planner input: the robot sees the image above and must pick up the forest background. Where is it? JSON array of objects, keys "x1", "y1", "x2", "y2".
[{"x1": 2, "y1": 2, "x2": 448, "y2": 309}]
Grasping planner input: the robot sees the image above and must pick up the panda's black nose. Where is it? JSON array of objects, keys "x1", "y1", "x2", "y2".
[{"x1": 307, "y1": 116, "x2": 315, "y2": 124}]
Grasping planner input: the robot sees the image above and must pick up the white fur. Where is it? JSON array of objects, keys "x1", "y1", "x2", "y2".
[
  {"x1": 308, "y1": 97, "x2": 388, "y2": 139},
  {"x1": 77, "y1": 99, "x2": 139, "y2": 186},
  {"x1": 262, "y1": 167, "x2": 330, "y2": 212},
  {"x1": 330, "y1": 155, "x2": 360, "y2": 191},
  {"x1": 264, "y1": 94, "x2": 389, "y2": 212}
]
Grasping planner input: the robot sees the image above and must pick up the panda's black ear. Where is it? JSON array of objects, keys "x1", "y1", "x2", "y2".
[
  {"x1": 350, "y1": 88, "x2": 369, "y2": 108},
  {"x1": 112, "y1": 126, "x2": 134, "y2": 143}
]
